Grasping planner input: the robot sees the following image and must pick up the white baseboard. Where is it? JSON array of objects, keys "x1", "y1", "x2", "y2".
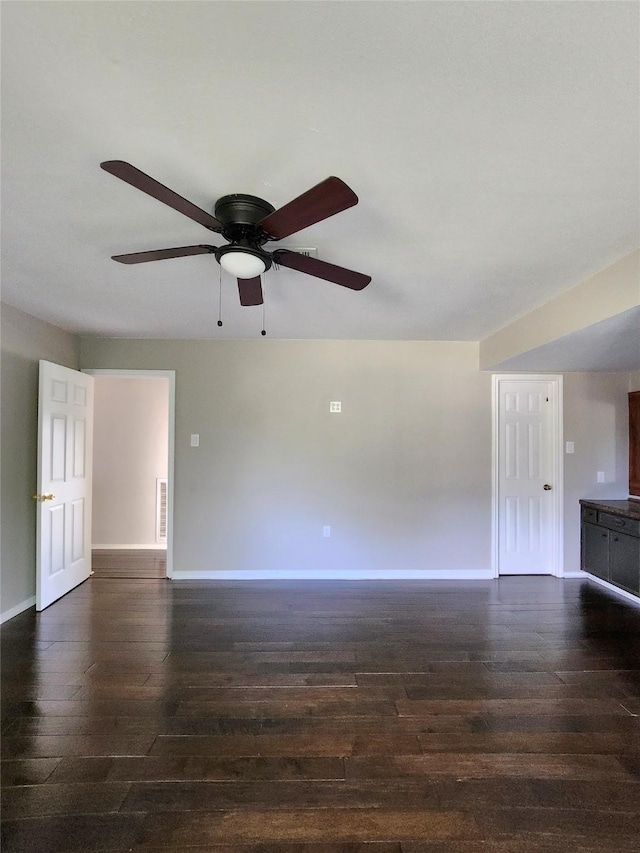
[
  {"x1": 92, "y1": 544, "x2": 167, "y2": 550},
  {"x1": 1, "y1": 595, "x2": 36, "y2": 624},
  {"x1": 171, "y1": 568, "x2": 496, "y2": 581},
  {"x1": 562, "y1": 571, "x2": 584, "y2": 579},
  {"x1": 582, "y1": 572, "x2": 640, "y2": 606}
]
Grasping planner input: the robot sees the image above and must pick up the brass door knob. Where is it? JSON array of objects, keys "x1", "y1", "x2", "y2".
[
  {"x1": 543, "y1": 484, "x2": 552, "y2": 491},
  {"x1": 32, "y1": 493, "x2": 56, "y2": 501}
]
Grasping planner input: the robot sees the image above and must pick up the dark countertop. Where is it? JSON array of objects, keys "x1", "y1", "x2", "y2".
[{"x1": 580, "y1": 498, "x2": 640, "y2": 520}]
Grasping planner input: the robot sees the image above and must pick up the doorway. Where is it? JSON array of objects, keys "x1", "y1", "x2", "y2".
[
  {"x1": 492, "y1": 375, "x2": 563, "y2": 577},
  {"x1": 83, "y1": 369, "x2": 175, "y2": 579}
]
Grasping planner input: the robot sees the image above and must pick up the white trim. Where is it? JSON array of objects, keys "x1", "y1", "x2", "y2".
[
  {"x1": 92, "y1": 544, "x2": 167, "y2": 550},
  {"x1": 562, "y1": 571, "x2": 585, "y2": 579},
  {"x1": 554, "y1": 377, "x2": 565, "y2": 576},
  {"x1": 491, "y1": 378, "x2": 498, "y2": 579},
  {"x1": 171, "y1": 569, "x2": 496, "y2": 581},
  {"x1": 1, "y1": 596, "x2": 36, "y2": 624},
  {"x1": 82, "y1": 369, "x2": 176, "y2": 580},
  {"x1": 582, "y1": 572, "x2": 640, "y2": 607},
  {"x1": 492, "y1": 374, "x2": 564, "y2": 578}
]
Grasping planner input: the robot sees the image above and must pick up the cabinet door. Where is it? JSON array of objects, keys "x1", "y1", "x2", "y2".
[
  {"x1": 610, "y1": 532, "x2": 640, "y2": 595},
  {"x1": 581, "y1": 523, "x2": 610, "y2": 581}
]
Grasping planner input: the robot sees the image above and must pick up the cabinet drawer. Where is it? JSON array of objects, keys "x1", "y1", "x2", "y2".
[
  {"x1": 581, "y1": 506, "x2": 598, "y2": 524},
  {"x1": 598, "y1": 512, "x2": 640, "y2": 537}
]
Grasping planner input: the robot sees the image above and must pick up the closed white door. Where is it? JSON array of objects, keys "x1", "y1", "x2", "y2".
[
  {"x1": 496, "y1": 378, "x2": 559, "y2": 575},
  {"x1": 36, "y1": 361, "x2": 94, "y2": 610}
]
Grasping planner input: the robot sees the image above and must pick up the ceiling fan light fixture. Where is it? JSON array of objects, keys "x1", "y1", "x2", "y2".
[{"x1": 218, "y1": 246, "x2": 267, "y2": 279}]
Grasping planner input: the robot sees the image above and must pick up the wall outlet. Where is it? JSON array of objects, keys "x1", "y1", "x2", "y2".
[
  {"x1": 597, "y1": 471, "x2": 605, "y2": 483},
  {"x1": 190, "y1": 434, "x2": 200, "y2": 447},
  {"x1": 329, "y1": 402, "x2": 341, "y2": 413},
  {"x1": 323, "y1": 525, "x2": 331, "y2": 538},
  {"x1": 565, "y1": 441, "x2": 574, "y2": 454}
]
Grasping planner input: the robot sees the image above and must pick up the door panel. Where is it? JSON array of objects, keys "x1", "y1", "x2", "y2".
[
  {"x1": 73, "y1": 419, "x2": 86, "y2": 476},
  {"x1": 610, "y1": 532, "x2": 640, "y2": 594},
  {"x1": 582, "y1": 522, "x2": 610, "y2": 581},
  {"x1": 48, "y1": 503, "x2": 66, "y2": 576},
  {"x1": 497, "y1": 379, "x2": 558, "y2": 575},
  {"x1": 71, "y1": 498, "x2": 85, "y2": 563},
  {"x1": 36, "y1": 361, "x2": 94, "y2": 610}
]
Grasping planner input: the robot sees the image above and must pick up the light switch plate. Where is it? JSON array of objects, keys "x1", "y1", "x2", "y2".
[
  {"x1": 190, "y1": 434, "x2": 200, "y2": 447},
  {"x1": 597, "y1": 471, "x2": 605, "y2": 483},
  {"x1": 329, "y1": 402, "x2": 341, "y2": 413},
  {"x1": 565, "y1": 441, "x2": 574, "y2": 454}
]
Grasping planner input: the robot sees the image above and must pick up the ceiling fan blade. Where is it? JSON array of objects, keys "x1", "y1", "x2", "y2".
[
  {"x1": 273, "y1": 250, "x2": 371, "y2": 291},
  {"x1": 238, "y1": 277, "x2": 263, "y2": 306},
  {"x1": 258, "y1": 177, "x2": 358, "y2": 240},
  {"x1": 112, "y1": 245, "x2": 216, "y2": 264},
  {"x1": 101, "y1": 161, "x2": 223, "y2": 233}
]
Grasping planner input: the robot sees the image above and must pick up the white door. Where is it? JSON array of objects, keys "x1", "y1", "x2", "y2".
[
  {"x1": 36, "y1": 361, "x2": 94, "y2": 610},
  {"x1": 495, "y1": 377, "x2": 561, "y2": 576}
]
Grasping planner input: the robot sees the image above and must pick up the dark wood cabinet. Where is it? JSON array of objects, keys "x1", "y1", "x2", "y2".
[{"x1": 580, "y1": 500, "x2": 640, "y2": 599}]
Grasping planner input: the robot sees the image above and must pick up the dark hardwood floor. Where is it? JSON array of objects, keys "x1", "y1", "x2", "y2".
[
  {"x1": 91, "y1": 549, "x2": 167, "y2": 579},
  {"x1": 1, "y1": 576, "x2": 640, "y2": 852}
]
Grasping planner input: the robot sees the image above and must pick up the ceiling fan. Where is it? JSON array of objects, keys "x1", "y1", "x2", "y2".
[{"x1": 100, "y1": 161, "x2": 371, "y2": 307}]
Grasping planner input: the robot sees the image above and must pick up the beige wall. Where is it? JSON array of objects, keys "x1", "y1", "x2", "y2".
[
  {"x1": 1, "y1": 303, "x2": 80, "y2": 618},
  {"x1": 80, "y1": 338, "x2": 493, "y2": 577},
  {"x1": 92, "y1": 376, "x2": 169, "y2": 546},
  {"x1": 563, "y1": 372, "x2": 631, "y2": 573},
  {"x1": 630, "y1": 370, "x2": 640, "y2": 392}
]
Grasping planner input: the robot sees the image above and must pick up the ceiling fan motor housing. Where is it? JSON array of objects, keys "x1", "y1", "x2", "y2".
[
  {"x1": 213, "y1": 194, "x2": 276, "y2": 273},
  {"x1": 214, "y1": 194, "x2": 275, "y2": 241}
]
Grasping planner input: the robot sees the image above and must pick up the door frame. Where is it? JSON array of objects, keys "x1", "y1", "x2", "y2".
[
  {"x1": 491, "y1": 374, "x2": 564, "y2": 578},
  {"x1": 82, "y1": 369, "x2": 176, "y2": 579}
]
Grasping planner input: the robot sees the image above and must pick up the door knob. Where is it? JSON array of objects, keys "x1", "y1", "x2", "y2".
[
  {"x1": 32, "y1": 493, "x2": 56, "y2": 501},
  {"x1": 543, "y1": 484, "x2": 552, "y2": 491}
]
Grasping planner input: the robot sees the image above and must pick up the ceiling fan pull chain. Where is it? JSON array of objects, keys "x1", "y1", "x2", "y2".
[
  {"x1": 261, "y1": 298, "x2": 266, "y2": 337},
  {"x1": 217, "y1": 265, "x2": 223, "y2": 327}
]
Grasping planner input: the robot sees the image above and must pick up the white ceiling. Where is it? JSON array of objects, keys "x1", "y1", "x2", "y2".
[{"x1": 1, "y1": 1, "x2": 638, "y2": 341}]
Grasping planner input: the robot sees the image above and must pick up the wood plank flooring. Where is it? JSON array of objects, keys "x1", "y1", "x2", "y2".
[
  {"x1": 1, "y1": 576, "x2": 640, "y2": 852},
  {"x1": 91, "y1": 549, "x2": 166, "y2": 579}
]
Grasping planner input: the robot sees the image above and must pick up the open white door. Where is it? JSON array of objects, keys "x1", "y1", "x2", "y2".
[{"x1": 36, "y1": 361, "x2": 94, "y2": 610}]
